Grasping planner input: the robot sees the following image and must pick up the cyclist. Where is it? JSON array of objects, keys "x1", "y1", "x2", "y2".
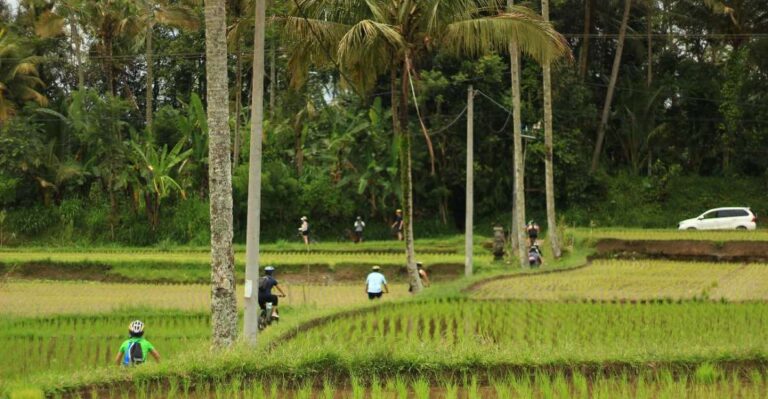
[
  {"x1": 409, "y1": 262, "x2": 430, "y2": 292},
  {"x1": 365, "y1": 265, "x2": 389, "y2": 300},
  {"x1": 258, "y1": 266, "x2": 286, "y2": 319},
  {"x1": 391, "y1": 209, "x2": 404, "y2": 241},
  {"x1": 353, "y1": 216, "x2": 366, "y2": 243},
  {"x1": 114, "y1": 320, "x2": 161, "y2": 366},
  {"x1": 526, "y1": 220, "x2": 540, "y2": 247},
  {"x1": 298, "y1": 216, "x2": 310, "y2": 245},
  {"x1": 528, "y1": 244, "x2": 543, "y2": 267}
]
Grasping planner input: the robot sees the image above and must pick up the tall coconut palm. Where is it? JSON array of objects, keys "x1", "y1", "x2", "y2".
[
  {"x1": 507, "y1": 0, "x2": 527, "y2": 267},
  {"x1": 136, "y1": 0, "x2": 199, "y2": 134},
  {"x1": 0, "y1": 29, "x2": 47, "y2": 125},
  {"x1": 590, "y1": 0, "x2": 632, "y2": 174},
  {"x1": 205, "y1": 0, "x2": 237, "y2": 348},
  {"x1": 285, "y1": 0, "x2": 570, "y2": 288},
  {"x1": 541, "y1": 0, "x2": 561, "y2": 258}
]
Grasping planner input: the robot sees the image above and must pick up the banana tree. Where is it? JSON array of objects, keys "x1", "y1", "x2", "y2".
[{"x1": 130, "y1": 138, "x2": 192, "y2": 228}]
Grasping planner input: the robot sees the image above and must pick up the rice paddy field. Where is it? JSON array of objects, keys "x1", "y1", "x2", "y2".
[
  {"x1": 4, "y1": 231, "x2": 768, "y2": 398},
  {"x1": 472, "y1": 259, "x2": 768, "y2": 301}
]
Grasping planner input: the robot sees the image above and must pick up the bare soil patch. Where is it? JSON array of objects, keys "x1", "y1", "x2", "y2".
[{"x1": 595, "y1": 239, "x2": 768, "y2": 262}]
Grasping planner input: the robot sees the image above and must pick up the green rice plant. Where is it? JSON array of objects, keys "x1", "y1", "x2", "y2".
[
  {"x1": 491, "y1": 377, "x2": 511, "y2": 399},
  {"x1": 412, "y1": 377, "x2": 430, "y2": 399},
  {"x1": 394, "y1": 376, "x2": 408, "y2": 399},
  {"x1": 320, "y1": 379, "x2": 334, "y2": 399},
  {"x1": 694, "y1": 363, "x2": 721, "y2": 384}
]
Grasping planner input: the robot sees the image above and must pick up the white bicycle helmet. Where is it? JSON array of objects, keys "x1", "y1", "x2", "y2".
[
  {"x1": 265, "y1": 266, "x2": 275, "y2": 272},
  {"x1": 129, "y1": 320, "x2": 144, "y2": 334}
]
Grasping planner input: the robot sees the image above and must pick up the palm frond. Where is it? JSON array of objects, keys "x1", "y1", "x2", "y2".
[
  {"x1": 35, "y1": 10, "x2": 66, "y2": 38},
  {"x1": 155, "y1": 7, "x2": 200, "y2": 31},
  {"x1": 441, "y1": 9, "x2": 571, "y2": 64}
]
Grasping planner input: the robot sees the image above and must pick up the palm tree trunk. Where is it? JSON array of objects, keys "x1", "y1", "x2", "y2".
[
  {"x1": 590, "y1": 0, "x2": 632, "y2": 173},
  {"x1": 243, "y1": 0, "x2": 266, "y2": 344},
  {"x1": 542, "y1": 0, "x2": 562, "y2": 258},
  {"x1": 205, "y1": 0, "x2": 237, "y2": 348},
  {"x1": 399, "y1": 58, "x2": 421, "y2": 293},
  {"x1": 269, "y1": 44, "x2": 276, "y2": 119},
  {"x1": 145, "y1": 20, "x2": 155, "y2": 133},
  {"x1": 647, "y1": 2, "x2": 653, "y2": 87},
  {"x1": 233, "y1": 41, "x2": 243, "y2": 170},
  {"x1": 508, "y1": 0, "x2": 527, "y2": 268},
  {"x1": 578, "y1": 0, "x2": 593, "y2": 79},
  {"x1": 70, "y1": 16, "x2": 84, "y2": 91}
]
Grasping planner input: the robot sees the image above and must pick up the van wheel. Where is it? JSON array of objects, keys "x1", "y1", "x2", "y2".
[
  {"x1": 687, "y1": 227, "x2": 697, "y2": 231},
  {"x1": 736, "y1": 226, "x2": 747, "y2": 230}
]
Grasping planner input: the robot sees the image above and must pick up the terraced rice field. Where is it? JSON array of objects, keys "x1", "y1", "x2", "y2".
[
  {"x1": 0, "y1": 281, "x2": 411, "y2": 317},
  {"x1": 472, "y1": 260, "x2": 768, "y2": 301},
  {"x1": 0, "y1": 311, "x2": 209, "y2": 380},
  {"x1": 274, "y1": 299, "x2": 768, "y2": 364}
]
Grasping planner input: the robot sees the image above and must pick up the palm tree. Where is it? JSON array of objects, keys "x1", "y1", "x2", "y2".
[
  {"x1": 285, "y1": 0, "x2": 569, "y2": 290},
  {"x1": 507, "y1": 0, "x2": 527, "y2": 267},
  {"x1": 205, "y1": 0, "x2": 237, "y2": 348},
  {"x1": 81, "y1": 0, "x2": 141, "y2": 97},
  {"x1": 136, "y1": 0, "x2": 199, "y2": 134},
  {"x1": 0, "y1": 29, "x2": 47, "y2": 125},
  {"x1": 541, "y1": 0, "x2": 561, "y2": 258},
  {"x1": 590, "y1": 0, "x2": 632, "y2": 174}
]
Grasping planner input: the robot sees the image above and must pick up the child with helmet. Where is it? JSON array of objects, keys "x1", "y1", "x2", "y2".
[{"x1": 114, "y1": 320, "x2": 161, "y2": 366}]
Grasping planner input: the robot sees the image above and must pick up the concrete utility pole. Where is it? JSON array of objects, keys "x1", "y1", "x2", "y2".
[
  {"x1": 465, "y1": 86, "x2": 474, "y2": 276},
  {"x1": 243, "y1": 0, "x2": 266, "y2": 344}
]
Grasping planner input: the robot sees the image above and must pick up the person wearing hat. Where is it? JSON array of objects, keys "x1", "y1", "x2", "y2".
[
  {"x1": 114, "y1": 320, "x2": 161, "y2": 366},
  {"x1": 258, "y1": 266, "x2": 286, "y2": 319},
  {"x1": 353, "y1": 216, "x2": 366, "y2": 243},
  {"x1": 391, "y1": 209, "x2": 404, "y2": 241},
  {"x1": 298, "y1": 216, "x2": 310, "y2": 245},
  {"x1": 365, "y1": 265, "x2": 389, "y2": 300}
]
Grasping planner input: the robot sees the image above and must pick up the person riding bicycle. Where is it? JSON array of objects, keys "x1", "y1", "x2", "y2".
[
  {"x1": 528, "y1": 244, "x2": 543, "y2": 267},
  {"x1": 298, "y1": 216, "x2": 310, "y2": 245},
  {"x1": 114, "y1": 320, "x2": 161, "y2": 366},
  {"x1": 258, "y1": 266, "x2": 286, "y2": 319},
  {"x1": 365, "y1": 265, "x2": 389, "y2": 300},
  {"x1": 526, "y1": 220, "x2": 540, "y2": 247},
  {"x1": 409, "y1": 262, "x2": 430, "y2": 292},
  {"x1": 353, "y1": 216, "x2": 366, "y2": 243}
]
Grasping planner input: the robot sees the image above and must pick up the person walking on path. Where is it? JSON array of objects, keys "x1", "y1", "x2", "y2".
[
  {"x1": 298, "y1": 216, "x2": 310, "y2": 245},
  {"x1": 353, "y1": 216, "x2": 366, "y2": 243},
  {"x1": 115, "y1": 320, "x2": 161, "y2": 366},
  {"x1": 391, "y1": 209, "x2": 404, "y2": 241},
  {"x1": 365, "y1": 265, "x2": 389, "y2": 300}
]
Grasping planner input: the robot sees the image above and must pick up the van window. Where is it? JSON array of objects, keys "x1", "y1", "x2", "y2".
[
  {"x1": 702, "y1": 211, "x2": 718, "y2": 219},
  {"x1": 718, "y1": 209, "x2": 748, "y2": 218}
]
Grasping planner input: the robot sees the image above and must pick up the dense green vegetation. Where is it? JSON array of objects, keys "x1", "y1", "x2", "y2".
[{"x1": 1, "y1": 1, "x2": 768, "y2": 245}]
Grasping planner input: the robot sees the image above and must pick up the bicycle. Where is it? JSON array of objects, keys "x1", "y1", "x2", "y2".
[{"x1": 258, "y1": 295, "x2": 286, "y2": 330}]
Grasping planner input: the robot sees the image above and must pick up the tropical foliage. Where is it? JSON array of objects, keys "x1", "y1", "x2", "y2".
[{"x1": 1, "y1": 0, "x2": 768, "y2": 245}]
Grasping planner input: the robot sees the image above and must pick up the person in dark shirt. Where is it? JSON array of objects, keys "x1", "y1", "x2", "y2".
[
  {"x1": 391, "y1": 209, "x2": 404, "y2": 241},
  {"x1": 258, "y1": 266, "x2": 286, "y2": 319}
]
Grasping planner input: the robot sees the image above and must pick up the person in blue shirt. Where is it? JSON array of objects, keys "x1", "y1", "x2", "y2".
[
  {"x1": 365, "y1": 265, "x2": 389, "y2": 300},
  {"x1": 258, "y1": 266, "x2": 286, "y2": 318}
]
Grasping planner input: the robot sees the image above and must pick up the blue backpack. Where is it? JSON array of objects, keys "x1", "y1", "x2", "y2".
[{"x1": 123, "y1": 340, "x2": 145, "y2": 365}]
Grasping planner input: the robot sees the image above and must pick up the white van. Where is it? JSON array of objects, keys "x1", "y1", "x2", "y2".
[{"x1": 678, "y1": 207, "x2": 757, "y2": 230}]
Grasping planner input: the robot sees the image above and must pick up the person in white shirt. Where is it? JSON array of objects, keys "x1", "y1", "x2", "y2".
[
  {"x1": 365, "y1": 265, "x2": 389, "y2": 300},
  {"x1": 298, "y1": 216, "x2": 309, "y2": 245},
  {"x1": 353, "y1": 216, "x2": 366, "y2": 243}
]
